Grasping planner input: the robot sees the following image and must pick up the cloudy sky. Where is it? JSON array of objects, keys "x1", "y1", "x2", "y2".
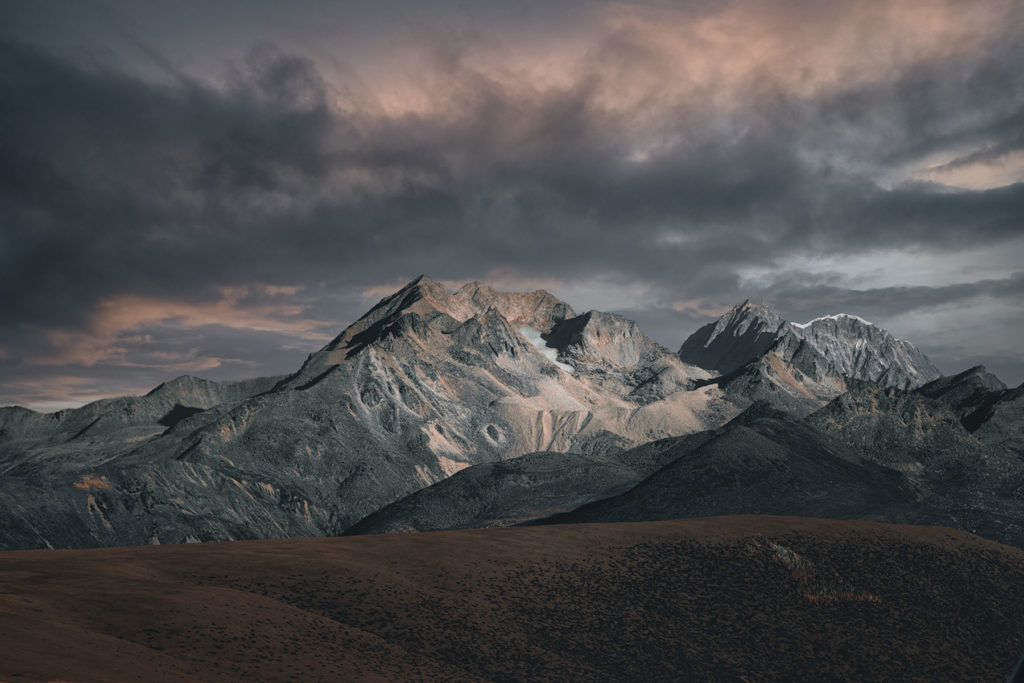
[{"x1": 2, "y1": 0, "x2": 1023, "y2": 409}]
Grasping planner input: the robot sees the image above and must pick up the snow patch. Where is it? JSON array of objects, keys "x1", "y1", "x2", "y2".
[
  {"x1": 792, "y1": 313, "x2": 873, "y2": 329},
  {"x1": 518, "y1": 326, "x2": 574, "y2": 373}
]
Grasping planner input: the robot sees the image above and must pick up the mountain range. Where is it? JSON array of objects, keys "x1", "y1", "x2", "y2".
[{"x1": 1, "y1": 276, "x2": 1021, "y2": 551}]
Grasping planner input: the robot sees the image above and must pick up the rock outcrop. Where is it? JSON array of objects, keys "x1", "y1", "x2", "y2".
[
  {"x1": 0, "y1": 277, "x2": 733, "y2": 549},
  {"x1": 1, "y1": 278, "x2": 1018, "y2": 552}
]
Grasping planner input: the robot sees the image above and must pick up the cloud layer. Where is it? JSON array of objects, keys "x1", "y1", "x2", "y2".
[{"x1": 2, "y1": 0, "x2": 1023, "y2": 407}]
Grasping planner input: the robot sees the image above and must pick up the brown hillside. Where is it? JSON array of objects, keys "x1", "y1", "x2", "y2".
[{"x1": 1, "y1": 517, "x2": 1023, "y2": 681}]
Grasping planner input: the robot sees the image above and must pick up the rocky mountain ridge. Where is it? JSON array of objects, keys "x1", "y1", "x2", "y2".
[
  {"x1": 358, "y1": 380, "x2": 1024, "y2": 547},
  {"x1": 1, "y1": 277, "x2": 726, "y2": 548},
  {"x1": 679, "y1": 300, "x2": 941, "y2": 392},
  {"x1": 1, "y1": 277, "x2": 1014, "y2": 551}
]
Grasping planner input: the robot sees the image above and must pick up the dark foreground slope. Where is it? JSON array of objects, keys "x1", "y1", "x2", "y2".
[
  {"x1": 532, "y1": 386, "x2": 1024, "y2": 548},
  {"x1": 539, "y1": 410, "x2": 925, "y2": 528},
  {"x1": 346, "y1": 450, "x2": 641, "y2": 534},
  {"x1": 2, "y1": 518, "x2": 1023, "y2": 682}
]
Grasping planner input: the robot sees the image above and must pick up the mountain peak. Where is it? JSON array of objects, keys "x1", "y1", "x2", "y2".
[
  {"x1": 321, "y1": 276, "x2": 456, "y2": 354},
  {"x1": 678, "y1": 300, "x2": 787, "y2": 374},
  {"x1": 450, "y1": 280, "x2": 574, "y2": 331},
  {"x1": 787, "y1": 314, "x2": 939, "y2": 389},
  {"x1": 547, "y1": 310, "x2": 664, "y2": 369},
  {"x1": 732, "y1": 299, "x2": 777, "y2": 316},
  {"x1": 289, "y1": 276, "x2": 576, "y2": 384},
  {"x1": 454, "y1": 280, "x2": 492, "y2": 296},
  {"x1": 680, "y1": 299, "x2": 940, "y2": 390},
  {"x1": 952, "y1": 365, "x2": 1005, "y2": 387},
  {"x1": 396, "y1": 274, "x2": 451, "y2": 304},
  {"x1": 145, "y1": 375, "x2": 210, "y2": 396}
]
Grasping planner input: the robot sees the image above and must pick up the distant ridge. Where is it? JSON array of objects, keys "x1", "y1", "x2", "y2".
[
  {"x1": 679, "y1": 301, "x2": 940, "y2": 390},
  {"x1": 0, "y1": 276, "x2": 1018, "y2": 553}
]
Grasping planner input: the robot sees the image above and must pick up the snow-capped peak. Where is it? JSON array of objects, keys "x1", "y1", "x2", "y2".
[
  {"x1": 679, "y1": 300, "x2": 940, "y2": 389},
  {"x1": 791, "y1": 313, "x2": 873, "y2": 330}
]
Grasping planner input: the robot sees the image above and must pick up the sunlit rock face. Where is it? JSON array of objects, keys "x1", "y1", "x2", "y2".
[
  {"x1": 1, "y1": 276, "x2": 1009, "y2": 553},
  {"x1": 0, "y1": 277, "x2": 732, "y2": 550}
]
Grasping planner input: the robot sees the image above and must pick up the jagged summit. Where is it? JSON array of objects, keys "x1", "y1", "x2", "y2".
[
  {"x1": 10, "y1": 276, "x2": 1021, "y2": 554},
  {"x1": 680, "y1": 299, "x2": 941, "y2": 390},
  {"x1": 322, "y1": 275, "x2": 455, "y2": 353},
  {"x1": 732, "y1": 299, "x2": 779, "y2": 315},
  {"x1": 289, "y1": 276, "x2": 579, "y2": 383},
  {"x1": 547, "y1": 310, "x2": 666, "y2": 370},
  {"x1": 451, "y1": 280, "x2": 575, "y2": 330},
  {"x1": 325, "y1": 276, "x2": 574, "y2": 355},
  {"x1": 788, "y1": 313, "x2": 939, "y2": 389},
  {"x1": 677, "y1": 299, "x2": 788, "y2": 375}
]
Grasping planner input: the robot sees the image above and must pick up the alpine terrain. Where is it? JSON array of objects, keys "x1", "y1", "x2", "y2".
[{"x1": 1, "y1": 277, "x2": 1022, "y2": 551}]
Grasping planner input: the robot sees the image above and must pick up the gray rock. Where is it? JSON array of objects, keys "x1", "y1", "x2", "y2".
[
  {"x1": 539, "y1": 409, "x2": 924, "y2": 527},
  {"x1": 680, "y1": 302, "x2": 941, "y2": 392},
  {"x1": 538, "y1": 385, "x2": 1024, "y2": 548},
  {"x1": 789, "y1": 314, "x2": 941, "y2": 389},
  {"x1": 678, "y1": 300, "x2": 788, "y2": 374},
  {"x1": 0, "y1": 277, "x2": 733, "y2": 550},
  {"x1": 345, "y1": 450, "x2": 642, "y2": 534},
  {"x1": 2, "y1": 277, "x2": 1017, "y2": 552}
]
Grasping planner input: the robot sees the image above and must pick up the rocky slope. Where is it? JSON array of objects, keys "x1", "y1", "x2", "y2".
[
  {"x1": 805, "y1": 381, "x2": 1024, "y2": 543},
  {"x1": 679, "y1": 303, "x2": 941, "y2": 408},
  {"x1": 0, "y1": 277, "x2": 736, "y2": 549},
  {"x1": 339, "y1": 374, "x2": 1024, "y2": 548},
  {"x1": 538, "y1": 385, "x2": 1024, "y2": 548},
  {"x1": 919, "y1": 366, "x2": 1007, "y2": 422},
  {"x1": 792, "y1": 314, "x2": 940, "y2": 389},
  {"x1": 0, "y1": 277, "x2": 994, "y2": 551},
  {"x1": 705, "y1": 332, "x2": 849, "y2": 416},
  {"x1": 920, "y1": 366, "x2": 1024, "y2": 459},
  {"x1": 538, "y1": 408, "x2": 921, "y2": 526},
  {"x1": 0, "y1": 375, "x2": 284, "y2": 476},
  {"x1": 346, "y1": 450, "x2": 642, "y2": 534},
  {"x1": 974, "y1": 385, "x2": 1024, "y2": 459}
]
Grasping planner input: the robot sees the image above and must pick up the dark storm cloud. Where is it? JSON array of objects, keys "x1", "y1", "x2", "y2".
[
  {"x1": 2, "y1": 0, "x2": 1024, "y2": 405},
  {"x1": 0, "y1": 41, "x2": 337, "y2": 327}
]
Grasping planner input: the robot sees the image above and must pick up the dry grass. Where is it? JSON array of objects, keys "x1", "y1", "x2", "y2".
[
  {"x1": 1, "y1": 516, "x2": 1022, "y2": 681},
  {"x1": 72, "y1": 475, "x2": 114, "y2": 490}
]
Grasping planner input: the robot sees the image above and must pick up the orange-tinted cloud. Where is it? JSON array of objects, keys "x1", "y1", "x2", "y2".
[
  {"x1": 912, "y1": 150, "x2": 1024, "y2": 191},
  {"x1": 32, "y1": 286, "x2": 335, "y2": 368},
  {"x1": 363, "y1": 0, "x2": 1012, "y2": 119},
  {"x1": 596, "y1": 0, "x2": 1009, "y2": 102},
  {"x1": 2, "y1": 375, "x2": 136, "y2": 412}
]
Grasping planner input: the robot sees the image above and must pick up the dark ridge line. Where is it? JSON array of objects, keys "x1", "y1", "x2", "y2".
[
  {"x1": 67, "y1": 416, "x2": 101, "y2": 442},
  {"x1": 158, "y1": 404, "x2": 206, "y2": 429},
  {"x1": 295, "y1": 367, "x2": 338, "y2": 391}
]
